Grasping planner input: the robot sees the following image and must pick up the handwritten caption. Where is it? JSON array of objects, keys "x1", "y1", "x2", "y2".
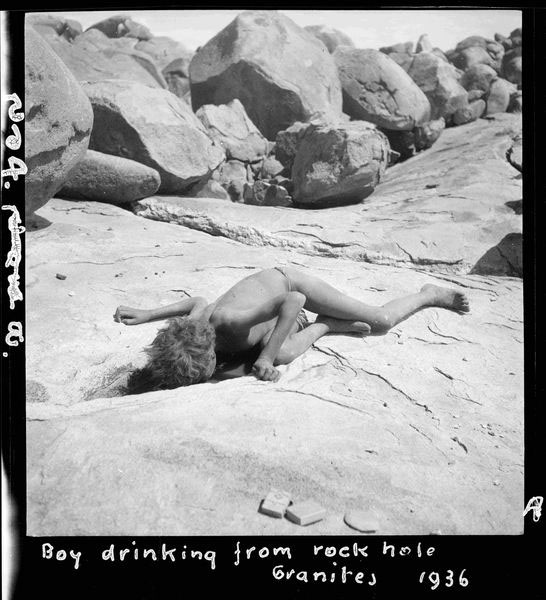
[
  {"x1": 41, "y1": 540, "x2": 469, "y2": 590},
  {"x1": 2, "y1": 92, "x2": 26, "y2": 353}
]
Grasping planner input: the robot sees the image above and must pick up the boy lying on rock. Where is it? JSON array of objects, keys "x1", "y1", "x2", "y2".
[{"x1": 114, "y1": 267, "x2": 469, "y2": 392}]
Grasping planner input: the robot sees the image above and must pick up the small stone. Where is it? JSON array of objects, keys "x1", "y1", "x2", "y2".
[
  {"x1": 55, "y1": 273, "x2": 67, "y2": 280},
  {"x1": 193, "y1": 179, "x2": 231, "y2": 201},
  {"x1": 344, "y1": 510, "x2": 379, "y2": 533},
  {"x1": 260, "y1": 156, "x2": 284, "y2": 179},
  {"x1": 493, "y1": 480, "x2": 500, "y2": 486},
  {"x1": 286, "y1": 500, "x2": 326, "y2": 526},
  {"x1": 68, "y1": 291, "x2": 75, "y2": 297},
  {"x1": 259, "y1": 488, "x2": 292, "y2": 518}
]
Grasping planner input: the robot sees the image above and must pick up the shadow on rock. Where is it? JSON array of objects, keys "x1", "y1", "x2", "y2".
[
  {"x1": 26, "y1": 214, "x2": 53, "y2": 232},
  {"x1": 505, "y1": 199, "x2": 522, "y2": 214},
  {"x1": 471, "y1": 232, "x2": 522, "y2": 276},
  {"x1": 83, "y1": 365, "x2": 133, "y2": 401}
]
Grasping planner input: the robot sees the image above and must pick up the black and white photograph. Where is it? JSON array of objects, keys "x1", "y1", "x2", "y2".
[{"x1": 2, "y1": 5, "x2": 542, "y2": 596}]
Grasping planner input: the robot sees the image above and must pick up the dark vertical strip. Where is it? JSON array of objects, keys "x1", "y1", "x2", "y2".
[
  {"x1": 524, "y1": 4, "x2": 544, "y2": 547},
  {"x1": 2, "y1": 9, "x2": 26, "y2": 600}
]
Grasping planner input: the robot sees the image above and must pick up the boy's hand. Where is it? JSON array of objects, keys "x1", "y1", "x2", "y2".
[
  {"x1": 114, "y1": 306, "x2": 150, "y2": 326},
  {"x1": 252, "y1": 358, "x2": 281, "y2": 382}
]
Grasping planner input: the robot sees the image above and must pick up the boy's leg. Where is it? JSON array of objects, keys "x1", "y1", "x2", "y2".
[
  {"x1": 273, "y1": 318, "x2": 371, "y2": 365},
  {"x1": 281, "y1": 267, "x2": 469, "y2": 334}
]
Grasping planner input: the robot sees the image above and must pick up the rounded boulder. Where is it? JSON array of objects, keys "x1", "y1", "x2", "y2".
[
  {"x1": 460, "y1": 64, "x2": 498, "y2": 94},
  {"x1": 195, "y1": 99, "x2": 269, "y2": 163},
  {"x1": 83, "y1": 80, "x2": 225, "y2": 194},
  {"x1": 189, "y1": 11, "x2": 343, "y2": 140},
  {"x1": 304, "y1": 25, "x2": 355, "y2": 53},
  {"x1": 334, "y1": 47, "x2": 431, "y2": 131},
  {"x1": 24, "y1": 25, "x2": 93, "y2": 217},
  {"x1": 292, "y1": 121, "x2": 390, "y2": 207},
  {"x1": 58, "y1": 150, "x2": 161, "y2": 204},
  {"x1": 407, "y1": 52, "x2": 469, "y2": 121},
  {"x1": 86, "y1": 14, "x2": 152, "y2": 40},
  {"x1": 502, "y1": 47, "x2": 522, "y2": 86},
  {"x1": 486, "y1": 78, "x2": 517, "y2": 115}
]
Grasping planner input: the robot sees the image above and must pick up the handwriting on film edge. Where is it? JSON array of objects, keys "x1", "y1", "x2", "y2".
[
  {"x1": 2, "y1": 92, "x2": 26, "y2": 350},
  {"x1": 3, "y1": 205, "x2": 24, "y2": 309},
  {"x1": 41, "y1": 541, "x2": 446, "y2": 586}
]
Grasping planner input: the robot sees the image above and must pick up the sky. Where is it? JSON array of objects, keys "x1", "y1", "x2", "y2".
[{"x1": 45, "y1": 9, "x2": 521, "y2": 53}]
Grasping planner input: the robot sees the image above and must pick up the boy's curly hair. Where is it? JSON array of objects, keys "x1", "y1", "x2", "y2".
[{"x1": 126, "y1": 317, "x2": 216, "y2": 394}]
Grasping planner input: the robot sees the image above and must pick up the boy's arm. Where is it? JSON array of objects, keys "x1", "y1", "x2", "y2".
[
  {"x1": 251, "y1": 292, "x2": 306, "y2": 382},
  {"x1": 114, "y1": 297, "x2": 208, "y2": 325}
]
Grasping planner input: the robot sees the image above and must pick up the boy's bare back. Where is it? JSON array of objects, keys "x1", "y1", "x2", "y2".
[
  {"x1": 210, "y1": 268, "x2": 296, "y2": 355},
  {"x1": 213, "y1": 268, "x2": 289, "y2": 312}
]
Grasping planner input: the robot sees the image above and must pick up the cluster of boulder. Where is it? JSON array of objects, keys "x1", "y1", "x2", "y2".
[{"x1": 25, "y1": 11, "x2": 523, "y2": 217}]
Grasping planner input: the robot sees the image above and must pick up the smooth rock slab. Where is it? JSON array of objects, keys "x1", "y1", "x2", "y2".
[
  {"x1": 26, "y1": 200, "x2": 523, "y2": 535},
  {"x1": 137, "y1": 114, "x2": 521, "y2": 275},
  {"x1": 83, "y1": 80, "x2": 225, "y2": 194}
]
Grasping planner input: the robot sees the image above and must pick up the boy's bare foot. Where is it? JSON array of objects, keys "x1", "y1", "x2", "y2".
[
  {"x1": 420, "y1": 284, "x2": 470, "y2": 313},
  {"x1": 316, "y1": 316, "x2": 372, "y2": 335}
]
